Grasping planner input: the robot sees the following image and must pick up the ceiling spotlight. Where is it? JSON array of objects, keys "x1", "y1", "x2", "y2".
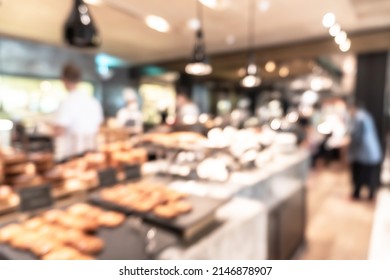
[
  {"x1": 241, "y1": 63, "x2": 261, "y2": 87},
  {"x1": 145, "y1": 15, "x2": 170, "y2": 33},
  {"x1": 83, "y1": 0, "x2": 103, "y2": 5},
  {"x1": 64, "y1": 0, "x2": 100, "y2": 47},
  {"x1": 225, "y1": 35, "x2": 236, "y2": 45},
  {"x1": 258, "y1": 0, "x2": 270, "y2": 12},
  {"x1": 339, "y1": 39, "x2": 351, "y2": 52},
  {"x1": 335, "y1": 30, "x2": 347, "y2": 45},
  {"x1": 279, "y1": 66, "x2": 289, "y2": 78},
  {"x1": 322, "y1": 12, "x2": 335, "y2": 28},
  {"x1": 187, "y1": 18, "x2": 201, "y2": 30},
  {"x1": 185, "y1": 2, "x2": 212, "y2": 76},
  {"x1": 329, "y1": 24, "x2": 340, "y2": 37},
  {"x1": 199, "y1": 0, "x2": 230, "y2": 10},
  {"x1": 265, "y1": 60, "x2": 276, "y2": 72}
]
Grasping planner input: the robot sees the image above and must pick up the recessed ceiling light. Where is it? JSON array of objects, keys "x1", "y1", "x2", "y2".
[
  {"x1": 329, "y1": 24, "x2": 340, "y2": 36},
  {"x1": 187, "y1": 18, "x2": 201, "y2": 30},
  {"x1": 145, "y1": 15, "x2": 170, "y2": 33},
  {"x1": 335, "y1": 30, "x2": 347, "y2": 45},
  {"x1": 339, "y1": 39, "x2": 351, "y2": 52},
  {"x1": 258, "y1": 0, "x2": 270, "y2": 12},
  {"x1": 279, "y1": 66, "x2": 289, "y2": 78},
  {"x1": 265, "y1": 61, "x2": 276, "y2": 72},
  {"x1": 199, "y1": 0, "x2": 230, "y2": 10},
  {"x1": 84, "y1": 0, "x2": 103, "y2": 5},
  {"x1": 225, "y1": 35, "x2": 236, "y2": 45},
  {"x1": 322, "y1": 12, "x2": 335, "y2": 28}
]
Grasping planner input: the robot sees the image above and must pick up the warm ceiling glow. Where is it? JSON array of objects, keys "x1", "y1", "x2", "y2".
[
  {"x1": 187, "y1": 18, "x2": 201, "y2": 30},
  {"x1": 265, "y1": 61, "x2": 276, "y2": 72},
  {"x1": 84, "y1": 0, "x2": 103, "y2": 5},
  {"x1": 145, "y1": 15, "x2": 170, "y2": 33},
  {"x1": 225, "y1": 35, "x2": 236, "y2": 45},
  {"x1": 258, "y1": 0, "x2": 270, "y2": 12},
  {"x1": 339, "y1": 39, "x2": 351, "y2": 52},
  {"x1": 322, "y1": 13, "x2": 335, "y2": 28},
  {"x1": 238, "y1": 67, "x2": 246, "y2": 77},
  {"x1": 199, "y1": 0, "x2": 230, "y2": 10},
  {"x1": 279, "y1": 66, "x2": 289, "y2": 77},
  {"x1": 329, "y1": 24, "x2": 340, "y2": 36},
  {"x1": 335, "y1": 30, "x2": 347, "y2": 45}
]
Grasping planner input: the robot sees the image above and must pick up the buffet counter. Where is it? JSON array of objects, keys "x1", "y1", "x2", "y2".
[
  {"x1": 0, "y1": 147, "x2": 309, "y2": 260},
  {"x1": 164, "y1": 148, "x2": 310, "y2": 259}
]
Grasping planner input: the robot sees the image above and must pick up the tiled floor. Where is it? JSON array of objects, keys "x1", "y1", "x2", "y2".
[{"x1": 297, "y1": 164, "x2": 376, "y2": 260}]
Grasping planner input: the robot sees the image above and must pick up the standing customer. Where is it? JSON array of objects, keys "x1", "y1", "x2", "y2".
[
  {"x1": 348, "y1": 102, "x2": 382, "y2": 200},
  {"x1": 54, "y1": 63, "x2": 103, "y2": 160}
]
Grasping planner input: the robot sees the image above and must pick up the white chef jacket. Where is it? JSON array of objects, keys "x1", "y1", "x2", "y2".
[{"x1": 54, "y1": 90, "x2": 103, "y2": 160}]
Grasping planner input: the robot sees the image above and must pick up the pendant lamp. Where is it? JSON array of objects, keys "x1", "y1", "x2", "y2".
[
  {"x1": 185, "y1": 0, "x2": 212, "y2": 76},
  {"x1": 64, "y1": 0, "x2": 100, "y2": 47},
  {"x1": 241, "y1": 0, "x2": 261, "y2": 87}
]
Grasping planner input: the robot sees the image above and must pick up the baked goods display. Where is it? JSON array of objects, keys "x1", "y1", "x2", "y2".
[
  {"x1": 141, "y1": 132, "x2": 207, "y2": 149},
  {"x1": 0, "y1": 185, "x2": 20, "y2": 210},
  {"x1": 99, "y1": 182, "x2": 192, "y2": 219},
  {"x1": 99, "y1": 142, "x2": 147, "y2": 167},
  {"x1": 0, "y1": 203, "x2": 126, "y2": 260}
]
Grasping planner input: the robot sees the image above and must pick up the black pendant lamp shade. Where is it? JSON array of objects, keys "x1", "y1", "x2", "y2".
[
  {"x1": 185, "y1": 29, "x2": 212, "y2": 76},
  {"x1": 240, "y1": 0, "x2": 261, "y2": 88},
  {"x1": 64, "y1": 0, "x2": 100, "y2": 47}
]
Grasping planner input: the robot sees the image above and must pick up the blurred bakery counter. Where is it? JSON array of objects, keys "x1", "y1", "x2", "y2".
[
  {"x1": 0, "y1": 190, "x2": 266, "y2": 260},
  {"x1": 162, "y1": 148, "x2": 310, "y2": 259}
]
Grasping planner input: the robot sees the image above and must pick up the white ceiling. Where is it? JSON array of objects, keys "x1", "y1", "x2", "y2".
[{"x1": 0, "y1": 0, "x2": 389, "y2": 65}]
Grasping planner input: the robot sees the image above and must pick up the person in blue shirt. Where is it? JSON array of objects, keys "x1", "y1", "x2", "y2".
[{"x1": 348, "y1": 102, "x2": 382, "y2": 200}]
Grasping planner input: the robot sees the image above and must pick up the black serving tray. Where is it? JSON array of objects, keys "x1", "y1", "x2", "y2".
[{"x1": 89, "y1": 193, "x2": 229, "y2": 240}]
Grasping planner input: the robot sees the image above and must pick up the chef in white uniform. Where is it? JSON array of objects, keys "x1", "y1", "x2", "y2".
[
  {"x1": 116, "y1": 88, "x2": 143, "y2": 134},
  {"x1": 54, "y1": 63, "x2": 103, "y2": 160}
]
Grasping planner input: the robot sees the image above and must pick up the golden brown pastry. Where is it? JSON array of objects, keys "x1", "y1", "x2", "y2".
[
  {"x1": 0, "y1": 224, "x2": 24, "y2": 243},
  {"x1": 0, "y1": 185, "x2": 13, "y2": 203},
  {"x1": 30, "y1": 238, "x2": 63, "y2": 257},
  {"x1": 23, "y1": 217, "x2": 46, "y2": 230},
  {"x1": 68, "y1": 235, "x2": 104, "y2": 255},
  {"x1": 153, "y1": 204, "x2": 179, "y2": 219},
  {"x1": 3, "y1": 153, "x2": 27, "y2": 165},
  {"x1": 97, "y1": 211, "x2": 126, "y2": 227},
  {"x1": 10, "y1": 232, "x2": 41, "y2": 250},
  {"x1": 169, "y1": 200, "x2": 192, "y2": 214},
  {"x1": 41, "y1": 209, "x2": 66, "y2": 223},
  {"x1": 56, "y1": 215, "x2": 99, "y2": 232},
  {"x1": 41, "y1": 246, "x2": 94, "y2": 260}
]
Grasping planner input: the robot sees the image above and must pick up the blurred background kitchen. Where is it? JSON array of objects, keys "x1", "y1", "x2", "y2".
[{"x1": 0, "y1": 0, "x2": 389, "y2": 260}]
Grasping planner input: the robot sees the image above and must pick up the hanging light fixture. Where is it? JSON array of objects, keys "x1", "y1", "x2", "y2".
[
  {"x1": 64, "y1": 0, "x2": 100, "y2": 47},
  {"x1": 241, "y1": 0, "x2": 261, "y2": 88},
  {"x1": 185, "y1": 0, "x2": 212, "y2": 76}
]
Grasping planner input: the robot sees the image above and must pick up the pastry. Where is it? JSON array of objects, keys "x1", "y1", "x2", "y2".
[
  {"x1": 97, "y1": 211, "x2": 125, "y2": 228},
  {"x1": 30, "y1": 238, "x2": 62, "y2": 257},
  {"x1": 3, "y1": 153, "x2": 27, "y2": 165},
  {"x1": 153, "y1": 204, "x2": 178, "y2": 219},
  {"x1": 68, "y1": 236, "x2": 104, "y2": 255},
  {"x1": 0, "y1": 185, "x2": 13, "y2": 203},
  {"x1": 23, "y1": 217, "x2": 45, "y2": 230},
  {"x1": 10, "y1": 232, "x2": 41, "y2": 250},
  {"x1": 0, "y1": 224, "x2": 24, "y2": 243},
  {"x1": 57, "y1": 215, "x2": 99, "y2": 232},
  {"x1": 169, "y1": 200, "x2": 192, "y2": 214},
  {"x1": 41, "y1": 209, "x2": 65, "y2": 223},
  {"x1": 41, "y1": 246, "x2": 93, "y2": 260}
]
